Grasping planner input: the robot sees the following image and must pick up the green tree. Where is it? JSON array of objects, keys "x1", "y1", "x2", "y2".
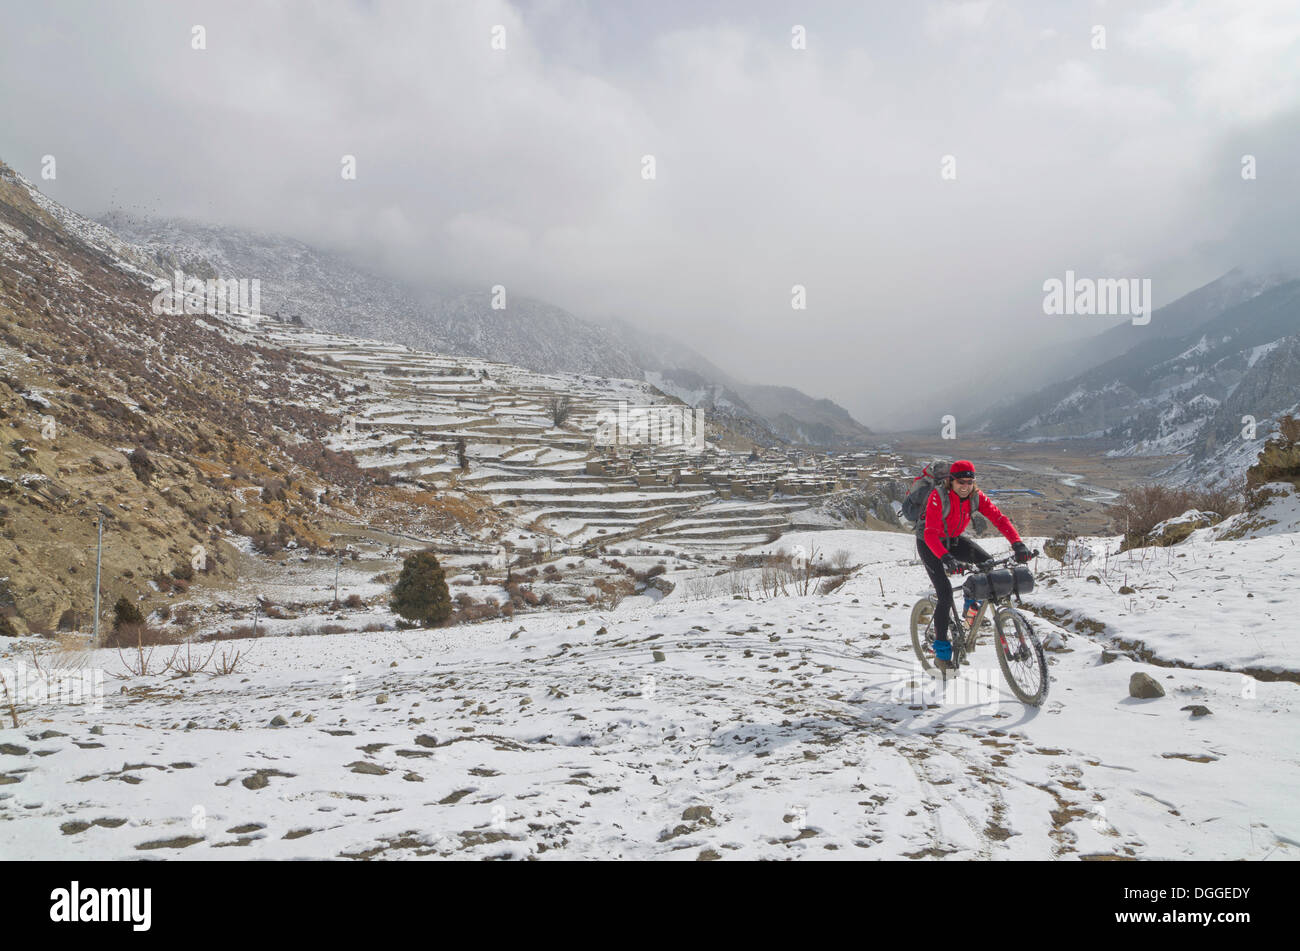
[
  {"x1": 112, "y1": 595, "x2": 144, "y2": 631},
  {"x1": 391, "y1": 550, "x2": 452, "y2": 626}
]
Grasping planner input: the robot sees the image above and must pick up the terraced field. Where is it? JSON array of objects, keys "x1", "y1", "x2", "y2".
[{"x1": 230, "y1": 316, "x2": 853, "y2": 555}]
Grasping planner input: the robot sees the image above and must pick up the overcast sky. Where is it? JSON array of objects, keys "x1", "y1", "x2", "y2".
[{"x1": 3, "y1": 0, "x2": 1299, "y2": 429}]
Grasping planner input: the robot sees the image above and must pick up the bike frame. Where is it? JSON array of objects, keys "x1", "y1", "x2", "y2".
[
  {"x1": 934, "y1": 551, "x2": 1037, "y2": 670},
  {"x1": 910, "y1": 547, "x2": 1048, "y2": 704}
]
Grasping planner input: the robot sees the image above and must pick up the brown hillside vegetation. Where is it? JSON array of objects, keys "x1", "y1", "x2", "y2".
[{"x1": 0, "y1": 162, "x2": 390, "y2": 635}]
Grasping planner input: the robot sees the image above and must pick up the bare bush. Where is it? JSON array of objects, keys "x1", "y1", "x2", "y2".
[
  {"x1": 1107, "y1": 483, "x2": 1243, "y2": 549},
  {"x1": 546, "y1": 395, "x2": 573, "y2": 428},
  {"x1": 726, "y1": 565, "x2": 752, "y2": 599},
  {"x1": 212, "y1": 645, "x2": 247, "y2": 676},
  {"x1": 171, "y1": 641, "x2": 216, "y2": 676},
  {"x1": 593, "y1": 577, "x2": 635, "y2": 610}
]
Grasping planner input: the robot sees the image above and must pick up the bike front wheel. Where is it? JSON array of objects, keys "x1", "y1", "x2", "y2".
[{"x1": 993, "y1": 607, "x2": 1049, "y2": 706}]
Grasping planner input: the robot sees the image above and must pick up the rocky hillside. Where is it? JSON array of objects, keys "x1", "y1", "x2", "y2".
[
  {"x1": 0, "y1": 162, "x2": 383, "y2": 635},
  {"x1": 98, "y1": 213, "x2": 874, "y2": 448}
]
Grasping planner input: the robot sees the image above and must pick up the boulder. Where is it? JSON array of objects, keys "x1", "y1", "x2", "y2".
[{"x1": 1129, "y1": 672, "x2": 1165, "y2": 699}]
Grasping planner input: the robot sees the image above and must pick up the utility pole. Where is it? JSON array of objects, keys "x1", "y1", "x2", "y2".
[
  {"x1": 334, "y1": 553, "x2": 341, "y2": 605},
  {"x1": 92, "y1": 513, "x2": 103, "y2": 645}
]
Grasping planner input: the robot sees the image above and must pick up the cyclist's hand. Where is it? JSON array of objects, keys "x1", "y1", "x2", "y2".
[
  {"x1": 941, "y1": 553, "x2": 960, "y2": 574},
  {"x1": 1012, "y1": 542, "x2": 1033, "y2": 563}
]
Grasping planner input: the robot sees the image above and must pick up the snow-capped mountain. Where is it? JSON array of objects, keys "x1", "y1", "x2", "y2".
[
  {"x1": 982, "y1": 273, "x2": 1300, "y2": 486},
  {"x1": 97, "y1": 213, "x2": 874, "y2": 448}
]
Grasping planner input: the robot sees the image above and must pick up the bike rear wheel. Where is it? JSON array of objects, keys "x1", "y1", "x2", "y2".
[
  {"x1": 909, "y1": 597, "x2": 937, "y2": 673},
  {"x1": 993, "y1": 607, "x2": 1049, "y2": 706}
]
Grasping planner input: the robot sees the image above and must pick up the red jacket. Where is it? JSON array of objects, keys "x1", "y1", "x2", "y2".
[{"x1": 923, "y1": 487, "x2": 1021, "y2": 558}]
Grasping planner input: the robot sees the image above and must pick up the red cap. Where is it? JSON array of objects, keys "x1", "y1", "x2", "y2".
[{"x1": 950, "y1": 459, "x2": 975, "y2": 478}]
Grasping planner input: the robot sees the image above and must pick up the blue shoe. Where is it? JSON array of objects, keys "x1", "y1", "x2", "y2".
[{"x1": 933, "y1": 638, "x2": 953, "y2": 671}]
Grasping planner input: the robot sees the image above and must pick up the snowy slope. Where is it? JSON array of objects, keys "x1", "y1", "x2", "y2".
[{"x1": 2, "y1": 528, "x2": 1295, "y2": 861}]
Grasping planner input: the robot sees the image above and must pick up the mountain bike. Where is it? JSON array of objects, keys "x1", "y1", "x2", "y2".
[{"x1": 908, "y1": 549, "x2": 1049, "y2": 706}]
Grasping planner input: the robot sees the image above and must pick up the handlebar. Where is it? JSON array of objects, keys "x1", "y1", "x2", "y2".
[{"x1": 949, "y1": 549, "x2": 1039, "y2": 575}]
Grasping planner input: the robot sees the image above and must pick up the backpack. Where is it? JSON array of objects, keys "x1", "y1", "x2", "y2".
[
  {"x1": 901, "y1": 461, "x2": 968, "y2": 542},
  {"x1": 901, "y1": 461, "x2": 947, "y2": 523}
]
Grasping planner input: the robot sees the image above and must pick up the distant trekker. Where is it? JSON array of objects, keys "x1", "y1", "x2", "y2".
[{"x1": 916, "y1": 460, "x2": 1032, "y2": 671}]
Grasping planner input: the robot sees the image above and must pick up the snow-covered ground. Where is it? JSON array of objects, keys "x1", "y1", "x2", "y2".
[{"x1": 3, "y1": 528, "x2": 1296, "y2": 861}]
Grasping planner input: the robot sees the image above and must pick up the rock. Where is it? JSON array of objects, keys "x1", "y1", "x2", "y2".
[
  {"x1": 1181, "y1": 705, "x2": 1212, "y2": 717},
  {"x1": 596, "y1": 626, "x2": 607, "y2": 636},
  {"x1": 241, "y1": 772, "x2": 269, "y2": 790},
  {"x1": 652, "y1": 650, "x2": 666, "y2": 663},
  {"x1": 697, "y1": 848, "x2": 721, "y2": 861},
  {"x1": 389, "y1": 661, "x2": 398, "y2": 667},
  {"x1": 304, "y1": 714, "x2": 315, "y2": 723},
  {"x1": 269, "y1": 715, "x2": 288, "y2": 727},
  {"x1": 89, "y1": 725, "x2": 104, "y2": 735},
  {"x1": 346, "y1": 761, "x2": 389, "y2": 775},
  {"x1": 185, "y1": 721, "x2": 198, "y2": 730},
  {"x1": 375, "y1": 693, "x2": 389, "y2": 704},
  {"x1": 33, "y1": 730, "x2": 66, "y2": 740},
  {"x1": 1099, "y1": 650, "x2": 1119, "y2": 665},
  {"x1": 682, "y1": 805, "x2": 713, "y2": 823},
  {"x1": 135, "y1": 835, "x2": 204, "y2": 850},
  {"x1": 414, "y1": 734, "x2": 438, "y2": 748},
  {"x1": 1129, "y1": 672, "x2": 1166, "y2": 699},
  {"x1": 402, "y1": 771, "x2": 423, "y2": 782},
  {"x1": 1118, "y1": 585, "x2": 1136, "y2": 595},
  {"x1": 1146, "y1": 510, "x2": 1217, "y2": 547}
]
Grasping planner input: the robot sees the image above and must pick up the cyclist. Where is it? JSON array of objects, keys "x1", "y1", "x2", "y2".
[{"x1": 918, "y1": 460, "x2": 1032, "y2": 671}]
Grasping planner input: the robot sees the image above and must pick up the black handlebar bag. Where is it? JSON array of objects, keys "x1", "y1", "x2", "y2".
[
  {"x1": 1011, "y1": 564, "x2": 1034, "y2": 595},
  {"x1": 963, "y1": 572, "x2": 993, "y2": 600},
  {"x1": 964, "y1": 566, "x2": 1032, "y2": 601}
]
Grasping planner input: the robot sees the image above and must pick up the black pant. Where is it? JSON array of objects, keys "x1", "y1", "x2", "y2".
[{"x1": 918, "y1": 536, "x2": 991, "y2": 640}]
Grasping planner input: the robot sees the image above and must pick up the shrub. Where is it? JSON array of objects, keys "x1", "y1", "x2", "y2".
[
  {"x1": 344, "y1": 593, "x2": 364, "y2": 608},
  {"x1": 1107, "y1": 482, "x2": 1243, "y2": 549},
  {"x1": 112, "y1": 595, "x2": 145, "y2": 631},
  {"x1": 391, "y1": 550, "x2": 452, "y2": 627},
  {"x1": 199, "y1": 624, "x2": 260, "y2": 641},
  {"x1": 103, "y1": 621, "x2": 177, "y2": 649},
  {"x1": 128, "y1": 448, "x2": 153, "y2": 483},
  {"x1": 57, "y1": 608, "x2": 85, "y2": 631},
  {"x1": 546, "y1": 395, "x2": 573, "y2": 427}
]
